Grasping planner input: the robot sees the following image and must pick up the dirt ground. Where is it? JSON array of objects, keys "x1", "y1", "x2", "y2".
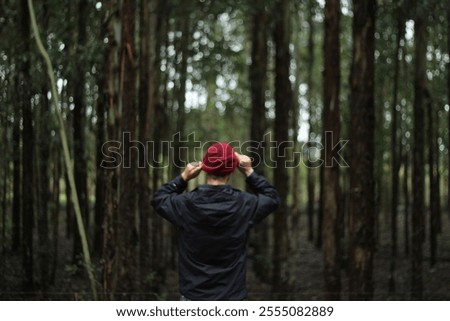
[{"x1": 1, "y1": 210, "x2": 449, "y2": 301}]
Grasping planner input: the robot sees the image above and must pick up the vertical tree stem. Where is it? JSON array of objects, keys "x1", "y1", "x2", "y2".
[{"x1": 27, "y1": 0, "x2": 97, "y2": 300}]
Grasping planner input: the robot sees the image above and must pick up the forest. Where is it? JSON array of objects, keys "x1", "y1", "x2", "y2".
[{"x1": 1, "y1": 0, "x2": 450, "y2": 300}]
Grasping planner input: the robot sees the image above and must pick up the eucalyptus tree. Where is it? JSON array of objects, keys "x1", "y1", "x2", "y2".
[{"x1": 348, "y1": 0, "x2": 376, "y2": 300}]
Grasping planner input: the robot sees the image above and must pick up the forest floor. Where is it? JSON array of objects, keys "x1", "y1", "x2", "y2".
[{"x1": 1, "y1": 209, "x2": 450, "y2": 301}]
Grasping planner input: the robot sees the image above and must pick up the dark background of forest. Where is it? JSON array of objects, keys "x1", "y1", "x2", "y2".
[{"x1": 1, "y1": 0, "x2": 450, "y2": 300}]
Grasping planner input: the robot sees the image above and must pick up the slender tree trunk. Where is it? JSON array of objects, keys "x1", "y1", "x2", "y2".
[
  {"x1": 317, "y1": 162, "x2": 323, "y2": 249},
  {"x1": 389, "y1": 15, "x2": 404, "y2": 294},
  {"x1": 306, "y1": 1, "x2": 316, "y2": 243},
  {"x1": 63, "y1": 0, "x2": 74, "y2": 242},
  {"x1": 171, "y1": 14, "x2": 189, "y2": 177},
  {"x1": 20, "y1": 0, "x2": 35, "y2": 291},
  {"x1": 272, "y1": 0, "x2": 293, "y2": 299},
  {"x1": 427, "y1": 92, "x2": 439, "y2": 268},
  {"x1": 50, "y1": 147, "x2": 60, "y2": 285},
  {"x1": 37, "y1": 81, "x2": 51, "y2": 291},
  {"x1": 322, "y1": 0, "x2": 341, "y2": 300},
  {"x1": 1, "y1": 98, "x2": 9, "y2": 256},
  {"x1": 137, "y1": 0, "x2": 157, "y2": 291},
  {"x1": 101, "y1": 0, "x2": 121, "y2": 299},
  {"x1": 249, "y1": 1, "x2": 270, "y2": 282},
  {"x1": 72, "y1": 0, "x2": 89, "y2": 263},
  {"x1": 36, "y1": 2, "x2": 51, "y2": 292},
  {"x1": 447, "y1": 0, "x2": 450, "y2": 224},
  {"x1": 403, "y1": 151, "x2": 410, "y2": 256},
  {"x1": 348, "y1": 0, "x2": 376, "y2": 300},
  {"x1": 170, "y1": 12, "x2": 190, "y2": 269},
  {"x1": 151, "y1": 0, "x2": 169, "y2": 294},
  {"x1": 93, "y1": 2, "x2": 112, "y2": 259},
  {"x1": 291, "y1": 4, "x2": 301, "y2": 220},
  {"x1": 116, "y1": 0, "x2": 138, "y2": 299},
  {"x1": 12, "y1": 79, "x2": 21, "y2": 252},
  {"x1": 411, "y1": 13, "x2": 427, "y2": 300},
  {"x1": 94, "y1": 76, "x2": 106, "y2": 258}
]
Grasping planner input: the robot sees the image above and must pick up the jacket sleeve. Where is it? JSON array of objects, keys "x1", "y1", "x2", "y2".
[
  {"x1": 246, "y1": 171, "x2": 280, "y2": 225},
  {"x1": 150, "y1": 175, "x2": 188, "y2": 227}
]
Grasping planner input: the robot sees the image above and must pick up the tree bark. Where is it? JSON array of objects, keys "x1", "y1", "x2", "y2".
[
  {"x1": 389, "y1": 14, "x2": 404, "y2": 293},
  {"x1": 20, "y1": 0, "x2": 35, "y2": 291},
  {"x1": 72, "y1": 0, "x2": 89, "y2": 263},
  {"x1": 447, "y1": 0, "x2": 450, "y2": 226},
  {"x1": 322, "y1": 0, "x2": 341, "y2": 300},
  {"x1": 411, "y1": 13, "x2": 427, "y2": 300},
  {"x1": 1, "y1": 90, "x2": 9, "y2": 257},
  {"x1": 50, "y1": 147, "x2": 61, "y2": 285},
  {"x1": 348, "y1": 0, "x2": 376, "y2": 300},
  {"x1": 116, "y1": 0, "x2": 138, "y2": 299},
  {"x1": 37, "y1": 81, "x2": 51, "y2": 291},
  {"x1": 137, "y1": 0, "x2": 157, "y2": 291},
  {"x1": 12, "y1": 78, "x2": 21, "y2": 252},
  {"x1": 272, "y1": 0, "x2": 293, "y2": 299},
  {"x1": 151, "y1": 0, "x2": 169, "y2": 293},
  {"x1": 36, "y1": 2, "x2": 51, "y2": 291},
  {"x1": 94, "y1": 66, "x2": 106, "y2": 258},
  {"x1": 403, "y1": 151, "x2": 410, "y2": 256},
  {"x1": 100, "y1": 0, "x2": 121, "y2": 299},
  {"x1": 306, "y1": 1, "x2": 316, "y2": 243},
  {"x1": 427, "y1": 92, "x2": 439, "y2": 268},
  {"x1": 249, "y1": 1, "x2": 270, "y2": 282}
]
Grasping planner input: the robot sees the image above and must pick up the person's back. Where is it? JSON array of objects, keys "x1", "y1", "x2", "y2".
[{"x1": 151, "y1": 142, "x2": 280, "y2": 300}]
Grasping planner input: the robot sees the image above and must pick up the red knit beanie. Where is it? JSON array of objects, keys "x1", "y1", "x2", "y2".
[{"x1": 202, "y1": 142, "x2": 238, "y2": 176}]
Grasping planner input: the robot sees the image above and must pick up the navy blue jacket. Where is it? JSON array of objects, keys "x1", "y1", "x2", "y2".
[{"x1": 151, "y1": 172, "x2": 280, "y2": 300}]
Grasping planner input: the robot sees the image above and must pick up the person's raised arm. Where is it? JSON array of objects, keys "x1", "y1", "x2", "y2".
[
  {"x1": 151, "y1": 162, "x2": 202, "y2": 226},
  {"x1": 235, "y1": 152, "x2": 280, "y2": 224}
]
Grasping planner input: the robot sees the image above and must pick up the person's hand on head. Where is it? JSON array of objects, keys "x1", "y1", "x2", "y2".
[
  {"x1": 181, "y1": 161, "x2": 203, "y2": 182},
  {"x1": 235, "y1": 152, "x2": 254, "y2": 177}
]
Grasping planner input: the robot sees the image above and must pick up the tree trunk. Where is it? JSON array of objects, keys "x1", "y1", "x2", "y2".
[
  {"x1": 100, "y1": 0, "x2": 121, "y2": 299},
  {"x1": 306, "y1": 1, "x2": 316, "y2": 243},
  {"x1": 1, "y1": 94, "x2": 9, "y2": 256},
  {"x1": 12, "y1": 78, "x2": 21, "y2": 252},
  {"x1": 403, "y1": 151, "x2": 410, "y2": 256},
  {"x1": 94, "y1": 73, "x2": 106, "y2": 258},
  {"x1": 37, "y1": 80, "x2": 51, "y2": 291},
  {"x1": 20, "y1": 0, "x2": 35, "y2": 291},
  {"x1": 137, "y1": 0, "x2": 157, "y2": 291},
  {"x1": 63, "y1": 0, "x2": 74, "y2": 242},
  {"x1": 151, "y1": 0, "x2": 169, "y2": 294},
  {"x1": 116, "y1": 0, "x2": 138, "y2": 299},
  {"x1": 93, "y1": 0, "x2": 112, "y2": 259},
  {"x1": 249, "y1": 1, "x2": 270, "y2": 282},
  {"x1": 72, "y1": 0, "x2": 89, "y2": 263},
  {"x1": 322, "y1": 0, "x2": 341, "y2": 300},
  {"x1": 348, "y1": 0, "x2": 376, "y2": 300},
  {"x1": 50, "y1": 146, "x2": 60, "y2": 285},
  {"x1": 447, "y1": 0, "x2": 450, "y2": 226},
  {"x1": 389, "y1": 14, "x2": 404, "y2": 294},
  {"x1": 170, "y1": 12, "x2": 190, "y2": 269},
  {"x1": 427, "y1": 92, "x2": 439, "y2": 268},
  {"x1": 36, "y1": 2, "x2": 51, "y2": 291},
  {"x1": 411, "y1": 13, "x2": 427, "y2": 300},
  {"x1": 272, "y1": 0, "x2": 293, "y2": 299}
]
